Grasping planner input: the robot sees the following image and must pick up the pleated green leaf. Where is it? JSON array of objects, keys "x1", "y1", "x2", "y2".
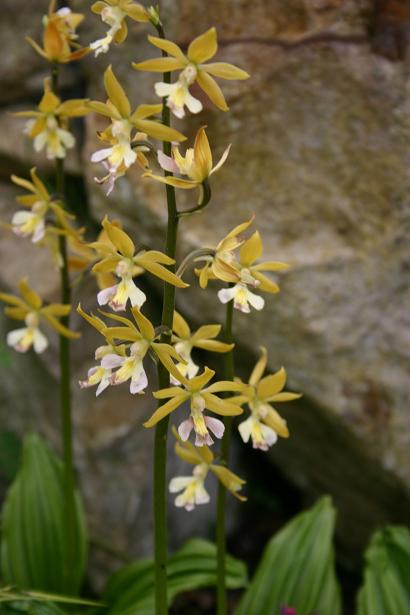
[
  {"x1": 102, "y1": 538, "x2": 248, "y2": 614},
  {"x1": 235, "y1": 496, "x2": 341, "y2": 615},
  {"x1": 357, "y1": 526, "x2": 410, "y2": 615},
  {"x1": 0, "y1": 433, "x2": 87, "y2": 595},
  {"x1": 0, "y1": 602, "x2": 66, "y2": 614}
]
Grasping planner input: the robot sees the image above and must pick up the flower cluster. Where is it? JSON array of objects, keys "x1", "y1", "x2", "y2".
[{"x1": 5, "y1": 0, "x2": 303, "y2": 521}]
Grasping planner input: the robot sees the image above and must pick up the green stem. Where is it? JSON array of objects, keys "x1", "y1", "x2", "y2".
[
  {"x1": 153, "y1": 23, "x2": 179, "y2": 615},
  {"x1": 51, "y1": 64, "x2": 76, "y2": 591},
  {"x1": 216, "y1": 297, "x2": 235, "y2": 615}
]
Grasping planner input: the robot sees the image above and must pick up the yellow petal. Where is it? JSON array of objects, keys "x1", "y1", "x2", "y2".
[
  {"x1": 130, "y1": 103, "x2": 163, "y2": 121},
  {"x1": 43, "y1": 20, "x2": 64, "y2": 60},
  {"x1": 25, "y1": 37, "x2": 48, "y2": 60},
  {"x1": 113, "y1": 20, "x2": 128, "y2": 44},
  {"x1": 153, "y1": 343, "x2": 187, "y2": 382},
  {"x1": 87, "y1": 100, "x2": 115, "y2": 118},
  {"x1": 146, "y1": 35, "x2": 186, "y2": 60},
  {"x1": 154, "y1": 387, "x2": 184, "y2": 399},
  {"x1": 0, "y1": 293, "x2": 26, "y2": 308},
  {"x1": 143, "y1": 395, "x2": 186, "y2": 428},
  {"x1": 4, "y1": 307, "x2": 28, "y2": 320},
  {"x1": 41, "y1": 304, "x2": 71, "y2": 317},
  {"x1": 98, "y1": 309, "x2": 136, "y2": 327},
  {"x1": 91, "y1": 1, "x2": 106, "y2": 14},
  {"x1": 240, "y1": 231, "x2": 263, "y2": 267},
  {"x1": 251, "y1": 270, "x2": 280, "y2": 294},
  {"x1": 102, "y1": 217, "x2": 135, "y2": 257},
  {"x1": 202, "y1": 393, "x2": 243, "y2": 416},
  {"x1": 264, "y1": 406, "x2": 289, "y2": 438},
  {"x1": 124, "y1": 3, "x2": 149, "y2": 22},
  {"x1": 103, "y1": 326, "x2": 141, "y2": 342},
  {"x1": 104, "y1": 66, "x2": 131, "y2": 118},
  {"x1": 92, "y1": 256, "x2": 120, "y2": 273},
  {"x1": 197, "y1": 71, "x2": 228, "y2": 111},
  {"x1": 30, "y1": 168, "x2": 49, "y2": 199},
  {"x1": 132, "y1": 57, "x2": 186, "y2": 72},
  {"x1": 189, "y1": 367, "x2": 215, "y2": 391},
  {"x1": 18, "y1": 279, "x2": 42, "y2": 309},
  {"x1": 173, "y1": 310, "x2": 191, "y2": 339},
  {"x1": 210, "y1": 465, "x2": 246, "y2": 494},
  {"x1": 257, "y1": 367, "x2": 286, "y2": 399},
  {"x1": 143, "y1": 173, "x2": 198, "y2": 190},
  {"x1": 191, "y1": 324, "x2": 220, "y2": 342},
  {"x1": 194, "y1": 126, "x2": 212, "y2": 180},
  {"x1": 224, "y1": 216, "x2": 255, "y2": 241},
  {"x1": 58, "y1": 99, "x2": 90, "y2": 117},
  {"x1": 137, "y1": 250, "x2": 174, "y2": 265},
  {"x1": 77, "y1": 304, "x2": 106, "y2": 333},
  {"x1": 43, "y1": 314, "x2": 80, "y2": 339},
  {"x1": 252, "y1": 261, "x2": 290, "y2": 272},
  {"x1": 268, "y1": 392, "x2": 302, "y2": 402},
  {"x1": 188, "y1": 27, "x2": 217, "y2": 64},
  {"x1": 194, "y1": 340, "x2": 234, "y2": 353},
  {"x1": 134, "y1": 118, "x2": 186, "y2": 142},
  {"x1": 39, "y1": 90, "x2": 60, "y2": 114},
  {"x1": 202, "y1": 62, "x2": 249, "y2": 80},
  {"x1": 205, "y1": 380, "x2": 247, "y2": 394},
  {"x1": 131, "y1": 307, "x2": 155, "y2": 340},
  {"x1": 11, "y1": 174, "x2": 36, "y2": 194},
  {"x1": 175, "y1": 441, "x2": 203, "y2": 466},
  {"x1": 249, "y1": 346, "x2": 267, "y2": 387},
  {"x1": 140, "y1": 260, "x2": 189, "y2": 288}
]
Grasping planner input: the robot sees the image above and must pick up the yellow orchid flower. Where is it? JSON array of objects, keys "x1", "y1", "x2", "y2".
[
  {"x1": 218, "y1": 231, "x2": 290, "y2": 313},
  {"x1": 26, "y1": 0, "x2": 88, "y2": 64},
  {"x1": 144, "y1": 367, "x2": 248, "y2": 446},
  {"x1": 0, "y1": 279, "x2": 79, "y2": 354},
  {"x1": 77, "y1": 304, "x2": 128, "y2": 396},
  {"x1": 170, "y1": 310, "x2": 234, "y2": 382},
  {"x1": 234, "y1": 347, "x2": 301, "y2": 451},
  {"x1": 145, "y1": 126, "x2": 230, "y2": 204},
  {"x1": 90, "y1": 0, "x2": 149, "y2": 57},
  {"x1": 9, "y1": 168, "x2": 82, "y2": 247},
  {"x1": 133, "y1": 27, "x2": 249, "y2": 117},
  {"x1": 88, "y1": 67, "x2": 186, "y2": 191},
  {"x1": 169, "y1": 427, "x2": 246, "y2": 510},
  {"x1": 90, "y1": 217, "x2": 188, "y2": 312},
  {"x1": 15, "y1": 79, "x2": 89, "y2": 159},
  {"x1": 194, "y1": 217, "x2": 254, "y2": 289}
]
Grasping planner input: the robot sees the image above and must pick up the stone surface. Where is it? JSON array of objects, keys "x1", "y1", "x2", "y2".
[{"x1": 0, "y1": 0, "x2": 410, "y2": 584}]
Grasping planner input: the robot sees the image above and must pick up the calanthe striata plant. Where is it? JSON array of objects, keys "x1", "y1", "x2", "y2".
[{"x1": 0, "y1": 3, "x2": 301, "y2": 614}]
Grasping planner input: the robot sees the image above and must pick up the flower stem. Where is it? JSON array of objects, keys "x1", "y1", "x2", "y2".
[
  {"x1": 51, "y1": 63, "x2": 77, "y2": 591},
  {"x1": 216, "y1": 297, "x2": 235, "y2": 615},
  {"x1": 153, "y1": 23, "x2": 179, "y2": 615}
]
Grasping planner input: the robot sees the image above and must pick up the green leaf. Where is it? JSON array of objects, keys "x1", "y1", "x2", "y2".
[
  {"x1": 102, "y1": 538, "x2": 248, "y2": 614},
  {"x1": 0, "y1": 431, "x2": 21, "y2": 482},
  {"x1": 0, "y1": 601, "x2": 66, "y2": 614},
  {"x1": 235, "y1": 496, "x2": 341, "y2": 615},
  {"x1": 357, "y1": 525, "x2": 410, "y2": 615},
  {"x1": 0, "y1": 433, "x2": 88, "y2": 595}
]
